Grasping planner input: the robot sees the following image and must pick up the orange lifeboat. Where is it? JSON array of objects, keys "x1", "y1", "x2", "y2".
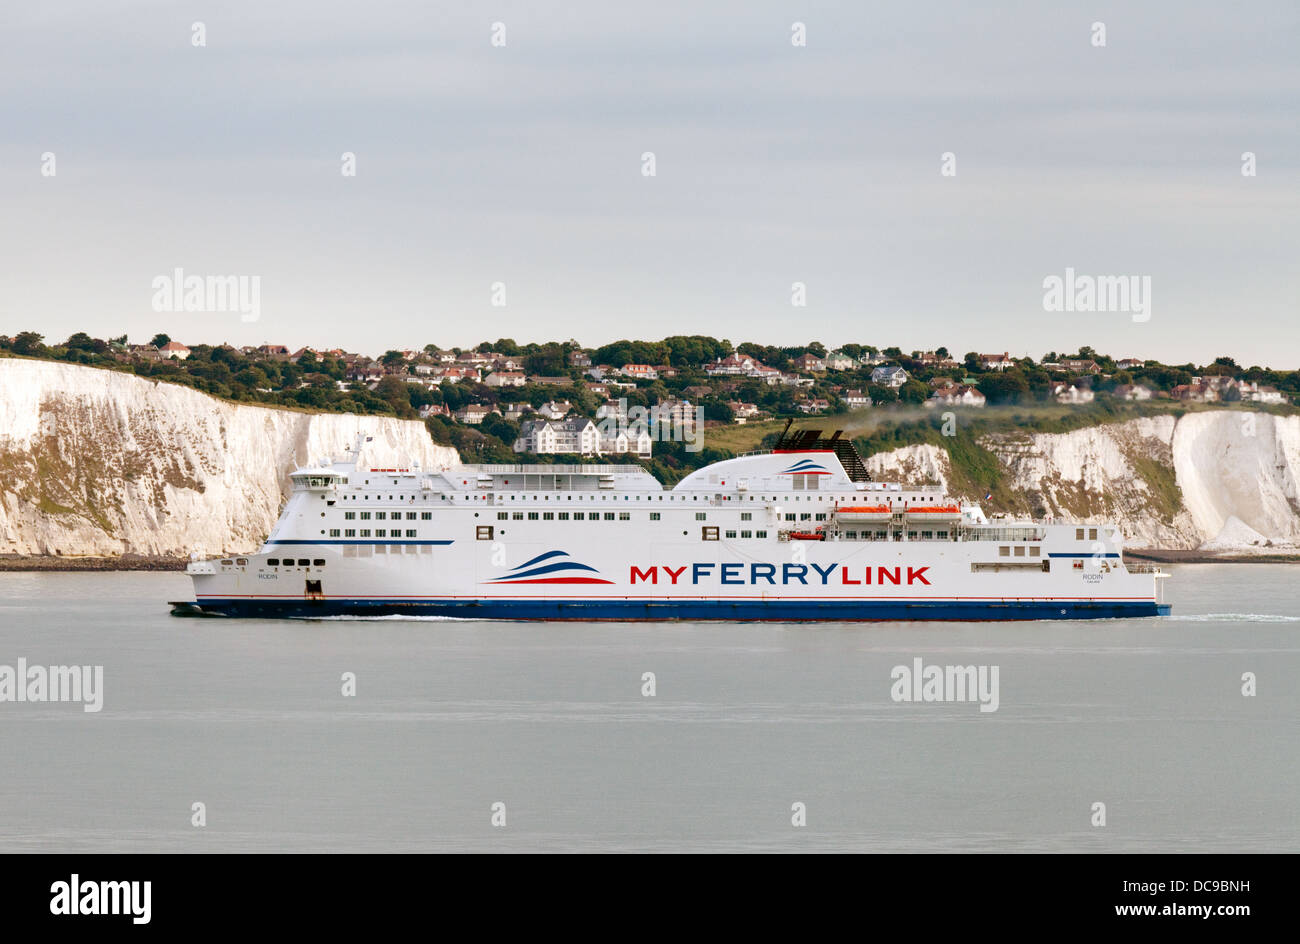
[
  {"x1": 903, "y1": 504, "x2": 962, "y2": 523},
  {"x1": 834, "y1": 504, "x2": 893, "y2": 524}
]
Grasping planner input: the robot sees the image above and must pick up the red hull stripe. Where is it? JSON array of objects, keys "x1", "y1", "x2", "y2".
[{"x1": 483, "y1": 577, "x2": 615, "y2": 585}]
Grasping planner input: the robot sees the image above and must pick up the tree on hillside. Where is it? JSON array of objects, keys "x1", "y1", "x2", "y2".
[
  {"x1": 12, "y1": 331, "x2": 46, "y2": 356},
  {"x1": 373, "y1": 375, "x2": 415, "y2": 416},
  {"x1": 977, "y1": 371, "x2": 1030, "y2": 404},
  {"x1": 150, "y1": 333, "x2": 171, "y2": 348},
  {"x1": 898, "y1": 379, "x2": 930, "y2": 404},
  {"x1": 64, "y1": 332, "x2": 106, "y2": 353},
  {"x1": 700, "y1": 400, "x2": 734, "y2": 423},
  {"x1": 523, "y1": 343, "x2": 567, "y2": 376}
]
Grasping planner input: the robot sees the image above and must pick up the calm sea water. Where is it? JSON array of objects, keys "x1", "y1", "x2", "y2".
[{"x1": 0, "y1": 564, "x2": 1295, "y2": 853}]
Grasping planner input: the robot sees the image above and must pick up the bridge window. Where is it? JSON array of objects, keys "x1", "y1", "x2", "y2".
[
  {"x1": 267, "y1": 558, "x2": 280, "y2": 566},
  {"x1": 297, "y1": 559, "x2": 309, "y2": 566},
  {"x1": 313, "y1": 559, "x2": 325, "y2": 566}
]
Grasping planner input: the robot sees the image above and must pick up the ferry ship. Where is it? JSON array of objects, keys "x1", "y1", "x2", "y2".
[{"x1": 173, "y1": 426, "x2": 1171, "y2": 620}]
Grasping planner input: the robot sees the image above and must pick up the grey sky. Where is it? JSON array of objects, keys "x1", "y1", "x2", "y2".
[{"x1": 2, "y1": 1, "x2": 1296, "y2": 365}]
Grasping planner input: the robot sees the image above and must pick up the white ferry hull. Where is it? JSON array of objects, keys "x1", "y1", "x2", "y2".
[{"x1": 175, "y1": 432, "x2": 1171, "y2": 621}]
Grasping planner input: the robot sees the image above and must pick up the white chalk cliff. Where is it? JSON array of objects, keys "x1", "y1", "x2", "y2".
[
  {"x1": 867, "y1": 412, "x2": 1300, "y2": 552},
  {"x1": 0, "y1": 359, "x2": 458, "y2": 557}
]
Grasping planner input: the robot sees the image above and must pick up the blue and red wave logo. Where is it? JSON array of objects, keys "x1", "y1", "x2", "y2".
[
  {"x1": 487, "y1": 550, "x2": 614, "y2": 585},
  {"x1": 779, "y1": 458, "x2": 830, "y2": 474}
]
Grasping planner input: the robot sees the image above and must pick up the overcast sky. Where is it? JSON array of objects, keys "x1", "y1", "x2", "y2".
[{"x1": 2, "y1": 1, "x2": 1296, "y2": 365}]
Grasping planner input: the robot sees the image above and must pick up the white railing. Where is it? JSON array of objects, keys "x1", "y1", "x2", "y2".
[{"x1": 1125, "y1": 562, "x2": 1164, "y2": 574}]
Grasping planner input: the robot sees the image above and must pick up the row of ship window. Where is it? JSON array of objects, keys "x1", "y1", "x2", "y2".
[
  {"x1": 338, "y1": 493, "x2": 936, "y2": 503},
  {"x1": 341, "y1": 511, "x2": 432, "y2": 520},
  {"x1": 328, "y1": 529, "x2": 419, "y2": 537},
  {"x1": 840, "y1": 531, "x2": 950, "y2": 540},
  {"x1": 492, "y1": 511, "x2": 755, "y2": 522}
]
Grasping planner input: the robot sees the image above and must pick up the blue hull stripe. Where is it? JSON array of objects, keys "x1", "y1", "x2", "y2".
[{"x1": 178, "y1": 598, "x2": 1172, "y2": 621}]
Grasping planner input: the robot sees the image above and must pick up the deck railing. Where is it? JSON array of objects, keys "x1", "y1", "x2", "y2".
[{"x1": 1125, "y1": 562, "x2": 1164, "y2": 574}]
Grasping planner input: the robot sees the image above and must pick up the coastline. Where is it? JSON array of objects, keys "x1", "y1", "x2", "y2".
[
  {"x1": 0, "y1": 555, "x2": 188, "y2": 572},
  {"x1": 2, "y1": 550, "x2": 1297, "y2": 571},
  {"x1": 1124, "y1": 548, "x2": 1300, "y2": 564}
]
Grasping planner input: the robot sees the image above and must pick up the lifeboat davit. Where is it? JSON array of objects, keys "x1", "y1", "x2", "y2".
[
  {"x1": 903, "y1": 504, "x2": 962, "y2": 523},
  {"x1": 834, "y1": 504, "x2": 893, "y2": 524}
]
